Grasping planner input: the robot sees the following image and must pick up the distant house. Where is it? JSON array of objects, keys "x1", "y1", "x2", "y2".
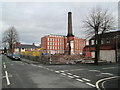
[
  {"x1": 14, "y1": 43, "x2": 40, "y2": 53},
  {"x1": 83, "y1": 30, "x2": 120, "y2": 62}
]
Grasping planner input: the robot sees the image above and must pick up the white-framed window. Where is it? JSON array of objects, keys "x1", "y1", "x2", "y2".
[
  {"x1": 48, "y1": 46, "x2": 49, "y2": 49},
  {"x1": 101, "y1": 40, "x2": 104, "y2": 44},
  {"x1": 91, "y1": 40, "x2": 94, "y2": 45},
  {"x1": 48, "y1": 42, "x2": 49, "y2": 45},
  {"x1": 50, "y1": 46, "x2": 52, "y2": 49}
]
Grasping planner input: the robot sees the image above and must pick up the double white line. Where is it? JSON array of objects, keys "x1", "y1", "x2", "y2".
[{"x1": 96, "y1": 76, "x2": 120, "y2": 90}]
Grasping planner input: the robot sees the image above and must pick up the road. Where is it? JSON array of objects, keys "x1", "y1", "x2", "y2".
[{"x1": 2, "y1": 55, "x2": 120, "y2": 89}]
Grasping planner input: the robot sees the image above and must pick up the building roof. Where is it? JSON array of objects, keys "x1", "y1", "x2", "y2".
[
  {"x1": 90, "y1": 30, "x2": 120, "y2": 40},
  {"x1": 47, "y1": 34, "x2": 66, "y2": 37},
  {"x1": 16, "y1": 44, "x2": 40, "y2": 49},
  {"x1": 43, "y1": 34, "x2": 86, "y2": 39}
]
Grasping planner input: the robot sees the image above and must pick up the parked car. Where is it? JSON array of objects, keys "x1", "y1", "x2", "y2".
[
  {"x1": 12, "y1": 53, "x2": 20, "y2": 60},
  {"x1": 7, "y1": 53, "x2": 13, "y2": 58}
]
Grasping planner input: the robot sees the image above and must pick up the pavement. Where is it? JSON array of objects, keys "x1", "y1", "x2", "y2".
[
  {"x1": 2, "y1": 55, "x2": 120, "y2": 89},
  {"x1": 20, "y1": 58, "x2": 40, "y2": 64}
]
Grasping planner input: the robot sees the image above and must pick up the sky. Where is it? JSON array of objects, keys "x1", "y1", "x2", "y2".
[{"x1": 1, "y1": 1, "x2": 118, "y2": 46}]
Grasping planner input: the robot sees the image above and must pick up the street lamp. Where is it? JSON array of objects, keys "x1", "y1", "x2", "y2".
[{"x1": 115, "y1": 35, "x2": 120, "y2": 62}]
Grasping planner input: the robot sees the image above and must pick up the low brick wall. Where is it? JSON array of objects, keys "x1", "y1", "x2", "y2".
[{"x1": 20, "y1": 54, "x2": 84, "y2": 64}]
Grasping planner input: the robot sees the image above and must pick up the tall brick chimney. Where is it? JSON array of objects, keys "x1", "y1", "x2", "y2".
[
  {"x1": 65, "y1": 12, "x2": 74, "y2": 55},
  {"x1": 67, "y1": 12, "x2": 74, "y2": 37}
]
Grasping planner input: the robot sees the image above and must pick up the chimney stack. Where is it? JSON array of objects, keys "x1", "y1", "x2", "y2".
[
  {"x1": 67, "y1": 12, "x2": 74, "y2": 37},
  {"x1": 32, "y1": 43, "x2": 35, "y2": 46}
]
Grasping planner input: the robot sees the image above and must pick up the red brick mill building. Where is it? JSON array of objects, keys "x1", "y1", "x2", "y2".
[
  {"x1": 83, "y1": 30, "x2": 120, "y2": 63},
  {"x1": 41, "y1": 34, "x2": 86, "y2": 55}
]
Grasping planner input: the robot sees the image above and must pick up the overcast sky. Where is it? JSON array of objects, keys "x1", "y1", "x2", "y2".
[{"x1": 1, "y1": 2, "x2": 118, "y2": 45}]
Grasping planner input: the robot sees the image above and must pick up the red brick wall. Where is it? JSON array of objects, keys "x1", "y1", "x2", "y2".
[
  {"x1": 41, "y1": 35, "x2": 86, "y2": 55},
  {"x1": 74, "y1": 38, "x2": 86, "y2": 54}
]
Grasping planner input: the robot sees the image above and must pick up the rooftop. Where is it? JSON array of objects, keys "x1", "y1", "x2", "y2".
[
  {"x1": 47, "y1": 34, "x2": 66, "y2": 37},
  {"x1": 44, "y1": 34, "x2": 86, "y2": 39},
  {"x1": 16, "y1": 44, "x2": 40, "y2": 49}
]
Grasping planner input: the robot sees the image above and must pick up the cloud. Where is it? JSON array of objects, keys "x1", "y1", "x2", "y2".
[{"x1": 2, "y1": 2, "x2": 118, "y2": 45}]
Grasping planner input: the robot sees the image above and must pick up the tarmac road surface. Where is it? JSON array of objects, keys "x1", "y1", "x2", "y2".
[{"x1": 2, "y1": 55, "x2": 120, "y2": 89}]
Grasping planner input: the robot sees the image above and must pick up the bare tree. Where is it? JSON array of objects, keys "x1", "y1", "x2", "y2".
[
  {"x1": 2, "y1": 26, "x2": 19, "y2": 53},
  {"x1": 83, "y1": 7, "x2": 115, "y2": 64}
]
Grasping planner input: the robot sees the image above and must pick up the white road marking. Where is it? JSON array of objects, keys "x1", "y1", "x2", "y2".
[
  {"x1": 86, "y1": 83, "x2": 96, "y2": 87},
  {"x1": 82, "y1": 78, "x2": 91, "y2": 82},
  {"x1": 11, "y1": 64, "x2": 14, "y2": 66},
  {"x1": 63, "y1": 69, "x2": 84, "y2": 72},
  {"x1": 76, "y1": 79, "x2": 84, "y2": 82},
  {"x1": 3, "y1": 65, "x2": 6, "y2": 69},
  {"x1": 73, "y1": 75, "x2": 80, "y2": 78},
  {"x1": 101, "y1": 73, "x2": 114, "y2": 76},
  {"x1": 60, "y1": 71, "x2": 64, "y2": 73},
  {"x1": 61, "y1": 73, "x2": 66, "y2": 76},
  {"x1": 101, "y1": 81, "x2": 106, "y2": 89},
  {"x1": 96, "y1": 76, "x2": 120, "y2": 90},
  {"x1": 89, "y1": 70, "x2": 101, "y2": 72},
  {"x1": 47, "y1": 68, "x2": 49, "y2": 70},
  {"x1": 5, "y1": 71, "x2": 10, "y2": 86},
  {"x1": 102, "y1": 67, "x2": 118, "y2": 69},
  {"x1": 55, "y1": 71, "x2": 60, "y2": 73},
  {"x1": 68, "y1": 75, "x2": 74, "y2": 78},
  {"x1": 67, "y1": 73, "x2": 72, "y2": 75},
  {"x1": 2, "y1": 75, "x2": 12, "y2": 78}
]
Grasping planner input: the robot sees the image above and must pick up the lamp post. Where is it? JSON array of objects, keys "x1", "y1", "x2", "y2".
[{"x1": 116, "y1": 35, "x2": 120, "y2": 62}]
